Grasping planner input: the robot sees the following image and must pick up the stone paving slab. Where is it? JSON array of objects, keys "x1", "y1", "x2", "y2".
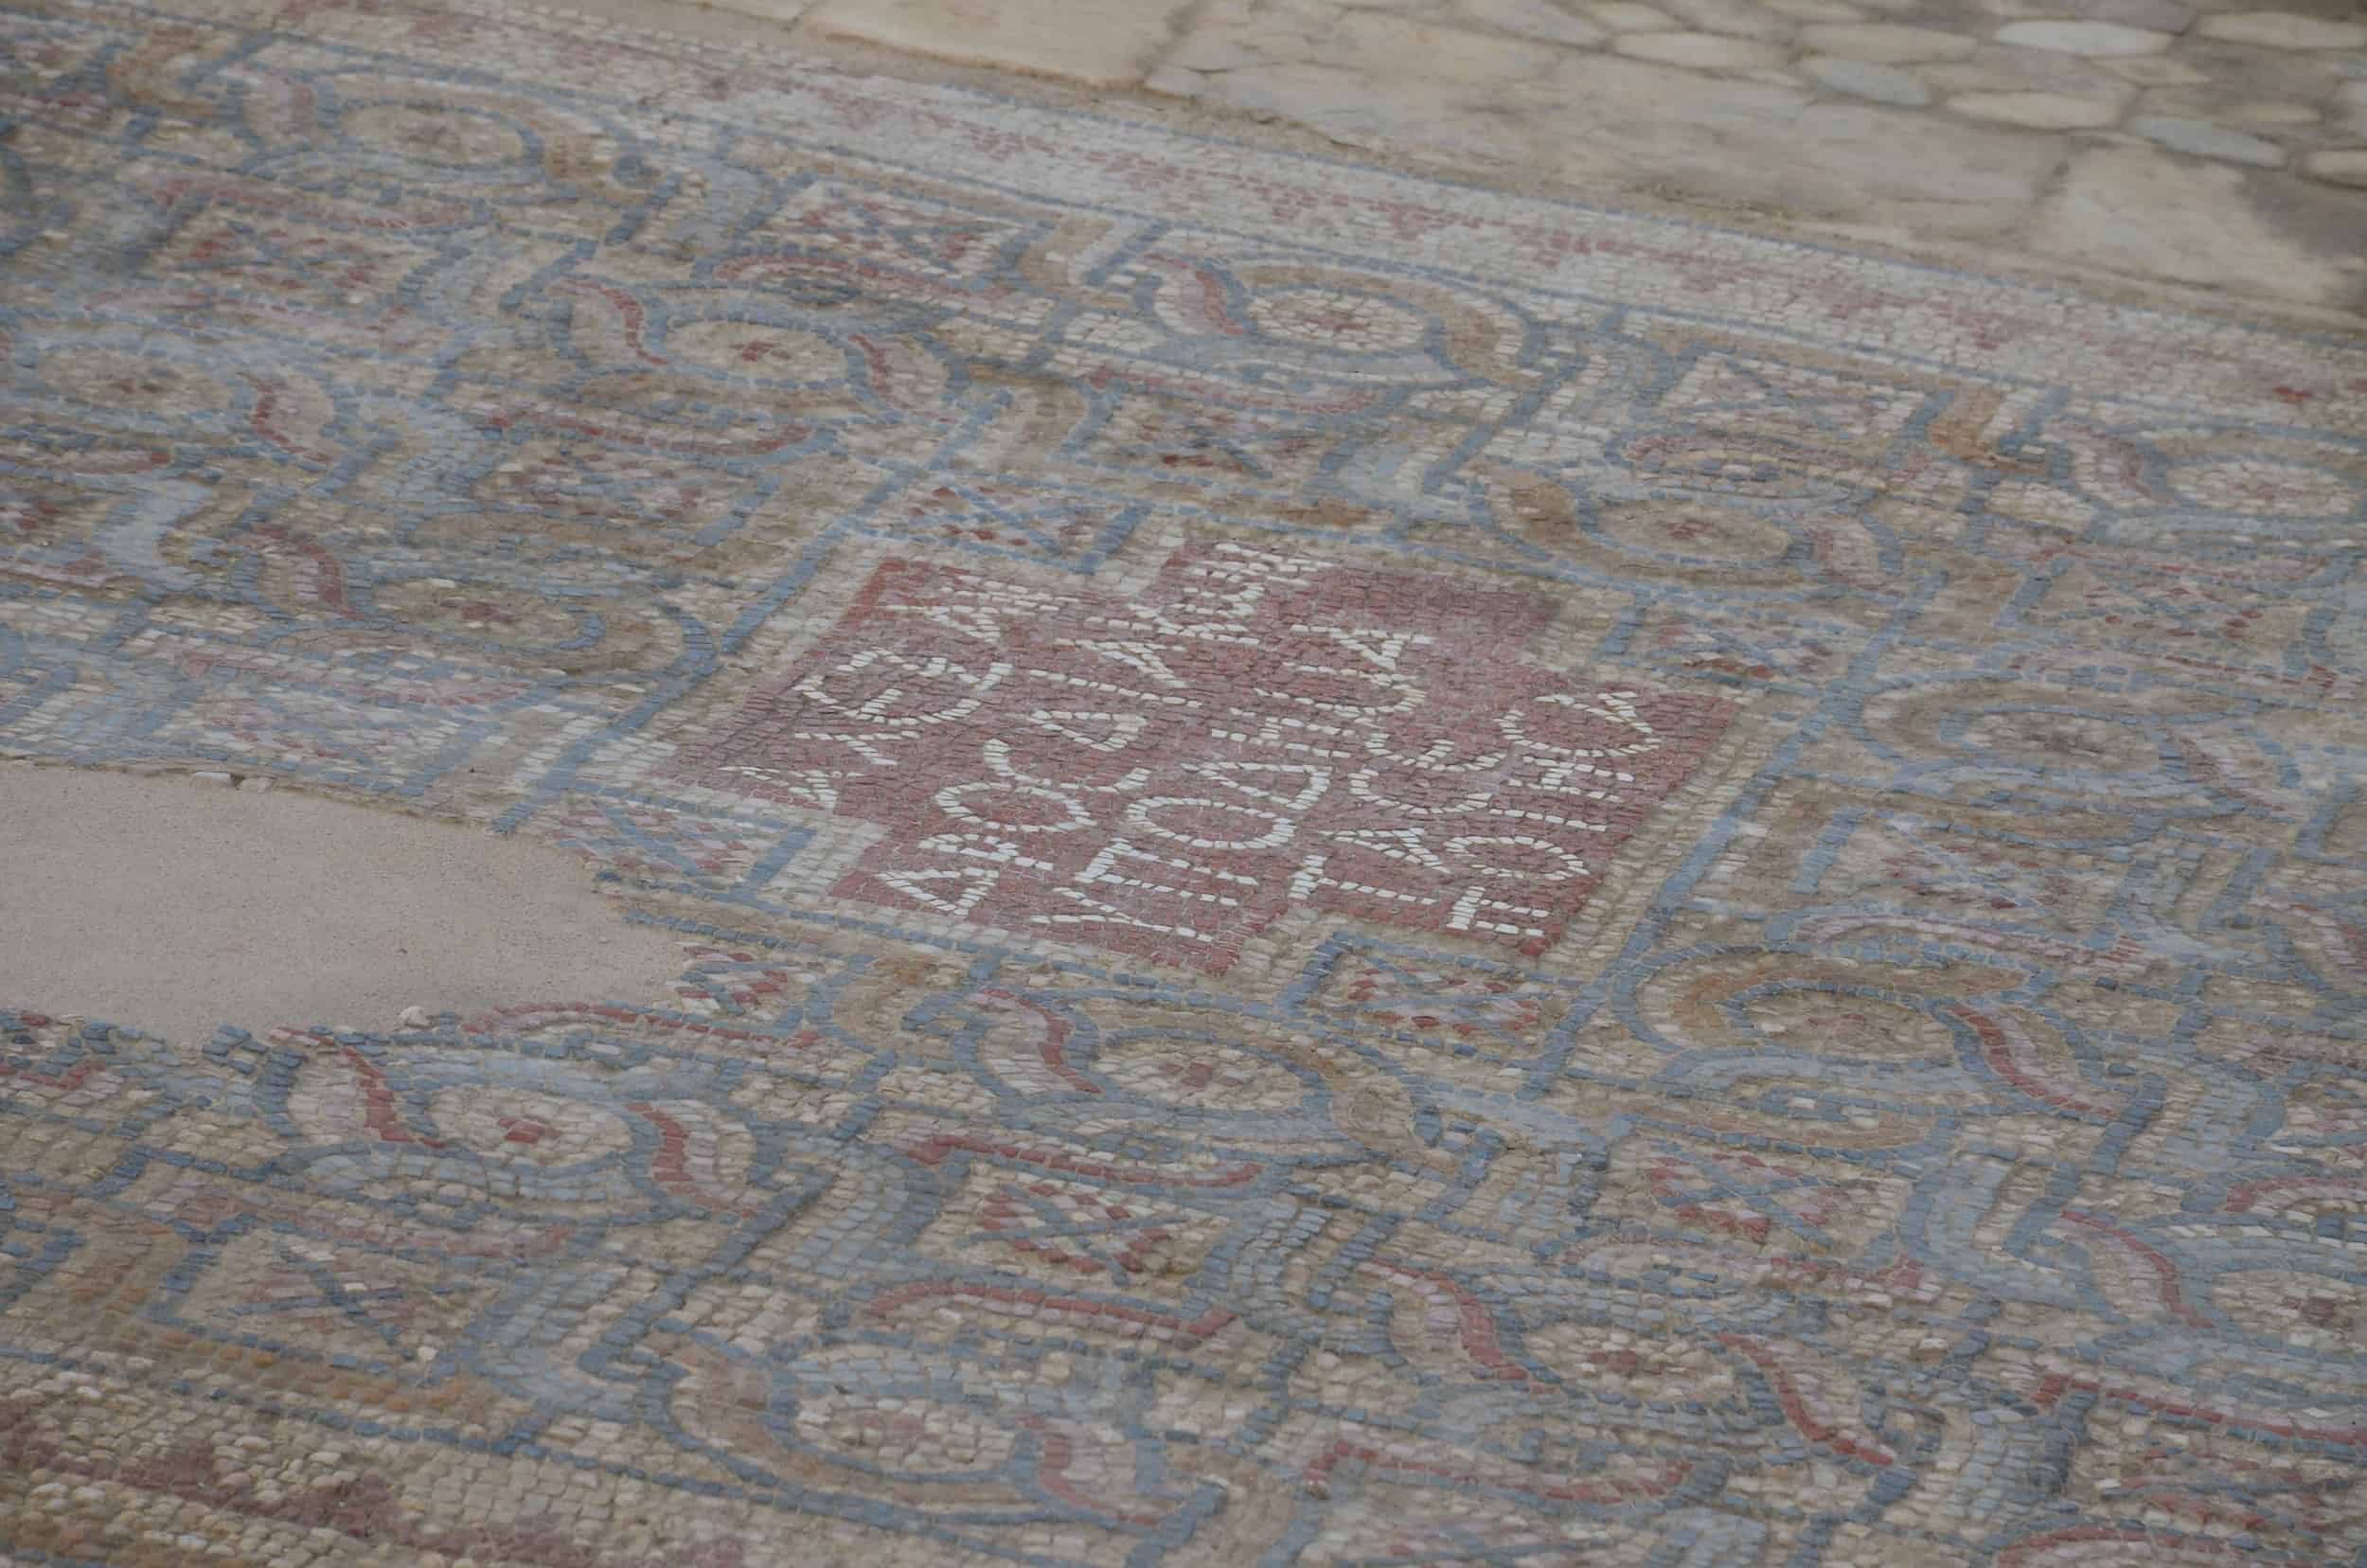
[
  {"x1": 733, "y1": 0, "x2": 2367, "y2": 316},
  {"x1": 1, "y1": 0, "x2": 2366, "y2": 1563}
]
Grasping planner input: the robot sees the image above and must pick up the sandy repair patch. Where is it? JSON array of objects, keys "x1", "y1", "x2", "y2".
[{"x1": 0, "y1": 767, "x2": 688, "y2": 1044}]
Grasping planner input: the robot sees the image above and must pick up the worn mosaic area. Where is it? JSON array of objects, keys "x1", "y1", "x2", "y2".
[{"x1": 4, "y1": 0, "x2": 2367, "y2": 1562}]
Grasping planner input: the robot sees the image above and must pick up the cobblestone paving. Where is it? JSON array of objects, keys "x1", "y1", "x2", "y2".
[
  {"x1": 764, "y1": 0, "x2": 2367, "y2": 314},
  {"x1": 5, "y1": 0, "x2": 2367, "y2": 1562}
]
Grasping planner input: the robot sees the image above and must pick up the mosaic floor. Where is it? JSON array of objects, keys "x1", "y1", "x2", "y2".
[{"x1": 4, "y1": 0, "x2": 2367, "y2": 1561}]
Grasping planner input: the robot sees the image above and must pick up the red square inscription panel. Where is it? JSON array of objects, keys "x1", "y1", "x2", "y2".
[{"x1": 669, "y1": 543, "x2": 1734, "y2": 971}]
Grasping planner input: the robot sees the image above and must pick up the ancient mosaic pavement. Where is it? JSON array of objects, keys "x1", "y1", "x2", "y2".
[{"x1": 4, "y1": 0, "x2": 2367, "y2": 1561}]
